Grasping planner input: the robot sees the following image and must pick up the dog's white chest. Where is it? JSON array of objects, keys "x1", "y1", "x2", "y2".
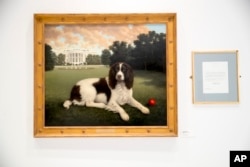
[{"x1": 114, "y1": 84, "x2": 130, "y2": 105}]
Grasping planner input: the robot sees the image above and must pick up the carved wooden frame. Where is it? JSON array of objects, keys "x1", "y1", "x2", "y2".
[{"x1": 34, "y1": 13, "x2": 177, "y2": 137}]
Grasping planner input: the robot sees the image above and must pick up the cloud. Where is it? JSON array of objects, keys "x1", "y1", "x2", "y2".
[{"x1": 45, "y1": 24, "x2": 150, "y2": 55}]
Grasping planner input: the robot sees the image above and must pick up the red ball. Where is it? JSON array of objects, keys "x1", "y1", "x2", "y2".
[{"x1": 148, "y1": 98, "x2": 156, "y2": 106}]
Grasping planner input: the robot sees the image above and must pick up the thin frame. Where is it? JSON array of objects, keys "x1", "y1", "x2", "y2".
[
  {"x1": 192, "y1": 50, "x2": 239, "y2": 104},
  {"x1": 34, "y1": 13, "x2": 177, "y2": 137}
]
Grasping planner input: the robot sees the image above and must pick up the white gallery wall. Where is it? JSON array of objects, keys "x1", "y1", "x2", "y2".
[{"x1": 0, "y1": 0, "x2": 249, "y2": 167}]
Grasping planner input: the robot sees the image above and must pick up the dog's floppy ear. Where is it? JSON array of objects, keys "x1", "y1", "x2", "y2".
[
  {"x1": 124, "y1": 63, "x2": 134, "y2": 89},
  {"x1": 108, "y1": 62, "x2": 118, "y2": 89}
]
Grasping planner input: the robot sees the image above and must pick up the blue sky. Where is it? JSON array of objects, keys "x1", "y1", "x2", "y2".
[{"x1": 146, "y1": 24, "x2": 166, "y2": 34}]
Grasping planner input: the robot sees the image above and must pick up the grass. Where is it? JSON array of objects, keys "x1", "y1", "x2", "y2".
[{"x1": 45, "y1": 66, "x2": 167, "y2": 126}]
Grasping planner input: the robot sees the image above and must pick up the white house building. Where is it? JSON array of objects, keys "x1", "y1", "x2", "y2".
[{"x1": 64, "y1": 49, "x2": 88, "y2": 66}]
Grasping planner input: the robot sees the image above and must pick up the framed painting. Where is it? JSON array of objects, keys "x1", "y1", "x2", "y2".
[
  {"x1": 192, "y1": 50, "x2": 239, "y2": 104},
  {"x1": 34, "y1": 13, "x2": 177, "y2": 137}
]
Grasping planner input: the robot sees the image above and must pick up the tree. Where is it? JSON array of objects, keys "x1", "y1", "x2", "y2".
[
  {"x1": 45, "y1": 44, "x2": 55, "y2": 71},
  {"x1": 133, "y1": 33, "x2": 150, "y2": 70},
  {"x1": 57, "y1": 53, "x2": 65, "y2": 65},
  {"x1": 109, "y1": 41, "x2": 133, "y2": 65},
  {"x1": 86, "y1": 54, "x2": 101, "y2": 65},
  {"x1": 132, "y1": 31, "x2": 166, "y2": 72},
  {"x1": 101, "y1": 49, "x2": 111, "y2": 65},
  {"x1": 154, "y1": 33, "x2": 166, "y2": 72}
]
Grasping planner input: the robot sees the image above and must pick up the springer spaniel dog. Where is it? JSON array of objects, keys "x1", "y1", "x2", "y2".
[{"x1": 63, "y1": 62, "x2": 150, "y2": 121}]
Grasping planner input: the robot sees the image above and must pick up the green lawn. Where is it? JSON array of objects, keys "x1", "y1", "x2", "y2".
[{"x1": 45, "y1": 66, "x2": 167, "y2": 126}]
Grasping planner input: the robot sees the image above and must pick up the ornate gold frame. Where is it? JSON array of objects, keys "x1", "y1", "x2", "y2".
[{"x1": 34, "y1": 13, "x2": 177, "y2": 137}]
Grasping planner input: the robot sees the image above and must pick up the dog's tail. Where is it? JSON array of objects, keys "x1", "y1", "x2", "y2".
[{"x1": 63, "y1": 85, "x2": 81, "y2": 109}]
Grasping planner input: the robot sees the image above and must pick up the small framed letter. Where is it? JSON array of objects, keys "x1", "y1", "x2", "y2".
[{"x1": 192, "y1": 51, "x2": 239, "y2": 104}]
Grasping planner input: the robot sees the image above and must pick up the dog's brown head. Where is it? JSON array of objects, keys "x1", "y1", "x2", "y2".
[{"x1": 109, "y1": 62, "x2": 134, "y2": 89}]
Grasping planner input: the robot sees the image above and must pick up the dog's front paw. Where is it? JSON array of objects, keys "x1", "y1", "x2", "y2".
[
  {"x1": 63, "y1": 100, "x2": 72, "y2": 109},
  {"x1": 120, "y1": 112, "x2": 130, "y2": 121},
  {"x1": 141, "y1": 106, "x2": 150, "y2": 114}
]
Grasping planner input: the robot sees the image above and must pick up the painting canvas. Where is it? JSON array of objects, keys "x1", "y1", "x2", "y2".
[
  {"x1": 45, "y1": 23, "x2": 167, "y2": 126},
  {"x1": 34, "y1": 14, "x2": 177, "y2": 137}
]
